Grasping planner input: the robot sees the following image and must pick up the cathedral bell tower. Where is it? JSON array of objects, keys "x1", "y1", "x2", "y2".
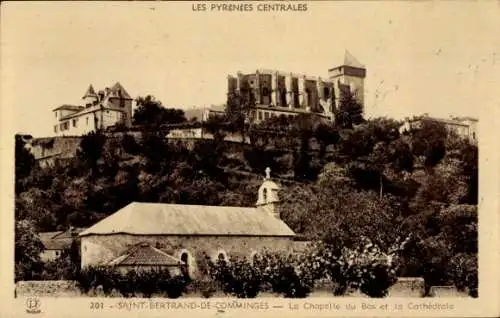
[{"x1": 256, "y1": 167, "x2": 281, "y2": 219}]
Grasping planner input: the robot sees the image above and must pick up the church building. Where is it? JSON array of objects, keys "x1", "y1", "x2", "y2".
[
  {"x1": 78, "y1": 169, "x2": 296, "y2": 277},
  {"x1": 226, "y1": 50, "x2": 366, "y2": 124}
]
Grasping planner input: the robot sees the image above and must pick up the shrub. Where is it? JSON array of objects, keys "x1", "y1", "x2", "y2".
[
  {"x1": 449, "y1": 253, "x2": 478, "y2": 297},
  {"x1": 254, "y1": 252, "x2": 315, "y2": 298},
  {"x1": 165, "y1": 275, "x2": 188, "y2": 298},
  {"x1": 76, "y1": 266, "x2": 187, "y2": 298},
  {"x1": 309, "y1": 239, "x2": 398, "y2": 297},
  {"x1": 208, "y1": 257, "x2": 262, "y2": 298}
]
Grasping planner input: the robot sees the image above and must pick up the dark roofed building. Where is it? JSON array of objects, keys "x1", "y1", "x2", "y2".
[
  {"x1": 79, "y1": 169, "x2": 297, "y2": 278},
  {"x1": 38, "y1": 227, "x2": 86, "y2": 262},
  {"x1": 107, "y1": 242, "x2": 183, "y2": 275}
]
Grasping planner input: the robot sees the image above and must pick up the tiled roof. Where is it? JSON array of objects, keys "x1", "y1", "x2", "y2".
[
  {"x1": 53, "y1": 105, "x2": 84, "y2": 112},
  {"x1": 59, "y1": 103, "x2": 125, "y2": 121},
  {"x1": 80, "y1": 202, "x2": 296, "y2": 237},
  {"x1": 107, "y1": 243, "x2": 181, "y2": 266},
  {"x1": 38, "y1": 228, "x2": 85, "y2": 250}
]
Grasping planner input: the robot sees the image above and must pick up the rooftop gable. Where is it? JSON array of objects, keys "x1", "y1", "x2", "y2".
[{"x1": 109, "y1": 82, "x2": 132, "y2": 99}]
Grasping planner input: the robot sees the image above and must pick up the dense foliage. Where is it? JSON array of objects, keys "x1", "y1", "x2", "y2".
[
  {"x1": 15, "y1": 94, "x2": 478, "y2": 296},
  {"x1": 76, "y1": 267, "x2": 188, "y2": 298}
]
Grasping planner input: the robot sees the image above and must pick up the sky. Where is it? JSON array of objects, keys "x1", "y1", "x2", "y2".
[{"x1": 1, "y1": 1, "x2": 499, "y2": 137}]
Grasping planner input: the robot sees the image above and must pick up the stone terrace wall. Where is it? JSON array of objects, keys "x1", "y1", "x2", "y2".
[
  {"x1": 429, "y1": 286, "x2": 468, "y2": 298},
  {"x1": 15, "y1": 279, "x2": 467, "y2": 298},
  {"x1": 16, "y1": 280, "x2": 81, "y2": 297},
  {"x1": 387, "y1": 277, "x2": 425, "y2": 297}
]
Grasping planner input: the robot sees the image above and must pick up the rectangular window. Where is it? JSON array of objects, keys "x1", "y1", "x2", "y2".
[
  {"x1": 258, "y1": 111, "x2": 263, "y2": 120},
  {"x1": 54, "y1": 125, "x2": 58, "y2": 133},
  {"x1": 264, "y1": 112, "x2": 269, "y2": 119},
  {"x1": 55, "y1": 112, "x2": 57, "y2": 118},
  {"x1": 72, "y1": 119, "x2": 77, "y2": 127},
  {"x1": 86, "y1": 117, "x2": 89, "y2": 125}
]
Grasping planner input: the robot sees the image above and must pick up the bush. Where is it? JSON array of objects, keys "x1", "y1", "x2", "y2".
[
  {"x1": 165, "y1": 275, "x2": 188, "y2": 298},
  {"x1": 449, "y1": 253, "x2": 478, "y2": 297},
  {"x1": 309, "y1": 239, "x2": 398, "y2": 297},
  {"x1": 208, "y1": 257, "x2": 262, "y2": 298},
  {"x1": 254, "y1": 252, "x2": 315, "y2": 298},
  {"x1": 76, "y1": 266, "x2": 187, "y2": 298}
]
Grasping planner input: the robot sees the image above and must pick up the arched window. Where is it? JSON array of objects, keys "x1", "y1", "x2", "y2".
[
  {"x1": 280, "y1": 90, "x2": 287, "y2": 106},
  {"x1": 262, "y1": 87, "x2": 269, "y2": 97},
  {"x1": 324, "y1": 87, "x2": 330, "y2": 98},
  {"x1": 263, "y1": 188, "x2": 268, "y2": 202},
  {"x1": 180, "y1": 252, "x2": 190, "y2": 278},
  {"x1": 213, "y1": 250, "x2": 229, "y2": 266},
  {"x1": 305, "y1": 88, "x2": 312, "y2": 106}
]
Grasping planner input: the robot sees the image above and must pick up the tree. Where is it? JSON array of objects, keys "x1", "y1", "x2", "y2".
[
  {"x1": 77, "y1": 132, "x2": 106, "y2": 175},
  {"x1": 225, "y1": 91, "x2": 253, "y2": 137},
  {"x1": 410, "y1": 118, "x2": 447, "y2": 167},
  {"x1": 15, "y1": 135, "x2": 36, "y2": 194},
  {"x1": 133, "y1": 95, "x2": 186, "y2": 129},
  {"x1": 15, "y1": 220, "x2": 44, "y2": 281},
  {"x1": 334, "y1": 89, "x2": 364, "y2": 129},
  {"x1": 290, "y1": 114, "x2": 316, "y2": 180},
  {"x1": 313, "y1": 123, "x2": 339, "y2": 158}
]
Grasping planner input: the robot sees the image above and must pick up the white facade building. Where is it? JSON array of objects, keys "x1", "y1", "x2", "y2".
[{"x1": 52, "y1": 82, "x2": 133, "y2": 136}]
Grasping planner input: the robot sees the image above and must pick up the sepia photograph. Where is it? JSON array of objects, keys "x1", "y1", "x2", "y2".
[{"x1": 1, "y1": 1, "x2": 499, "y2": 317}]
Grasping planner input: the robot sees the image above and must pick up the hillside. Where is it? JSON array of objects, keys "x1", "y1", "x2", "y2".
[{"x1": 15, "y1": 114, "x2": 478, "y2": 293}]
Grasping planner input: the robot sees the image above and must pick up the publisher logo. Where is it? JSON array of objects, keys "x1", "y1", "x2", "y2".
[{"x1": 26, "y1": 297, "x2": 41, "y2": 314}]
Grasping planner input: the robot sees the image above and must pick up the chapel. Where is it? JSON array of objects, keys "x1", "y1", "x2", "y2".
[{"x1": 78, "y1": 168, "x2": 296, "y2": 277}]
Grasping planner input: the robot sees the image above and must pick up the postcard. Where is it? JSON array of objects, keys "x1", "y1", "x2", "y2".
[{"x1": 1, "y1": 1, "x2": 499, "y2": 317}]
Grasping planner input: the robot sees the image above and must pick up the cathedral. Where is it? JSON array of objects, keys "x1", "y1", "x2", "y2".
[{"x1": 226, "y1": 51, "x2": 366, "y2": 124}]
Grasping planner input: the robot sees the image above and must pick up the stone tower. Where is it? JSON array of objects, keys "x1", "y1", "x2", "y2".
[
  {"x1": 256, "y1": 167, "x2": 281, "y2": 219},
  {"x1": 328, "y1": 50, "x2": 366, "y2": 111},
  {"x1": 82, "y1": 84, "x2": 98, "y2": 107}
]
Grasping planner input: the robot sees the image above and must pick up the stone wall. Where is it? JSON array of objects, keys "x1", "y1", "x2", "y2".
[
  {"x1": 15, "y1": 279, "x2": 467, "y2": 298},
  {"x1": 387, "y1": 277, "x2": 425, "y2": 297},
  {"x1": 429, "y1": 286, "x2": 468, "y2": 298},
  {"x1": 81, "y1": 234, "x2": 295, "y2": 278},
  {"x1": 26, "y1": 137, "x2": 82, "y2": 168},
  {"x1": 16, "y1": 280, "x2": 81, "y2": 297}
]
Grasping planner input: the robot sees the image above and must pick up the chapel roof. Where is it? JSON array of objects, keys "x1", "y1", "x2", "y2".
[{"x1": 79, "y1": 202, "x2": 295, "y2": 237}]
